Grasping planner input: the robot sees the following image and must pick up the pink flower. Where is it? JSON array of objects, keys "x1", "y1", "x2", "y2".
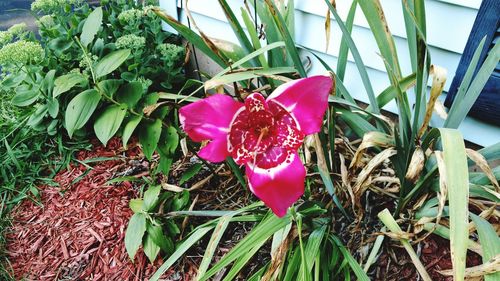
[{"x1": 179, "y1": 75, "x2": 333, "y2": 217}]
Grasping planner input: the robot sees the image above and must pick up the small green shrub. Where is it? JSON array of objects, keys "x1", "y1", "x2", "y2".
[{"x1": 1, "y1": 0, "x2": 185, "y2": 165}]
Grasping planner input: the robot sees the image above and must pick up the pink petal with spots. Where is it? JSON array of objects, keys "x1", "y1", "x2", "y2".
[
  {"x1": 179, "y1": 94, "x2": 243, "y2": 162},
  {"x1": 246, "y1": 151, "x2": 306, "y2": 217},
  {"x1": 267, "y1": 75, "x2": 332, "y2": 134}
]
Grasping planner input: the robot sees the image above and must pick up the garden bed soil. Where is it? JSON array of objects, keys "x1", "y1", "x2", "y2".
[{"x1": 5, "y1": 138, "x2": 483, "y2": 280}]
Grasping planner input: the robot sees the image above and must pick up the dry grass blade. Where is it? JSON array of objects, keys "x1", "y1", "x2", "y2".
[
  {"x1": 263, "y1": 225, "x2": 296, "y2": 281},
  {"x1": 353, "y1": 148, "x2": 397, "y2": 197},
  {"x1": 350, "y1": 131, "x2": 394, "y2": 170},
  {"x1": 324, "y1": 0, "x2": 336, "y2": 52},
  {"x1": 314, "y1": 133, "x2": 329, "y2": 174},
  {"x1": 185, "y1": 0, "x2": 228, "y2": 65},
  {"x1": 466, "y1": 148, "x2": 500, "y2": 192},
  {"x1": 404, "y1": 146, "x2": 425, "y2": 183},
  {"x1": 418, "y1": 65, "x2": 447, "y2": 138},
  {"x1": 339, "y1": 153, "x2": 356, "y2": 210},
  {"x1": 438, "y1": 254, "x2": 500, "y2": 278}
]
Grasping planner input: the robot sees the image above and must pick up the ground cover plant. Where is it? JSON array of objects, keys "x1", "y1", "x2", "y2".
[{"x1": 0, "y1": 0, "x2": 499, "y2": 280}]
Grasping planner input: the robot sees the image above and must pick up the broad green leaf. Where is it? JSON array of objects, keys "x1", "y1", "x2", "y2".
[
  {"x1": 129, "y1": 199, "x2": 143, "y2": 213},
  {"x1": 366, "y1": 73, "x2": 416, "y2": 112},
  {"x1": 41, "y1": 70, "x2": 56, "y2": 96},
  {"x1": 143, "y1": 234, "x2": 160, "y2": 263},
  {"x1": 53, "y1": 72, "x2": 88, "y2": 98},
  {"x1": 143, "y1": 185, "x2": 161, "y2": 212},
  {"x1": 80, "y1": 7, "x2": 102, "y2": 48},
  {"x1": 97, "y1": 79, "x2": 122, "y2": 99},
  {"x1": 94, "y1": 49, "x2": 131, "y2": 79},
  {"x1": 150, "y1": 226, "x2": 213, "y2": 281},
  {"x1": 157, "y1": 126, "x2": 178, "y2": 156},
  {"x1": 147, "y1": 223, "x2": 174, "y2": 255},
  {"x1": 251, "y1": 0, "x2": 287, "y2": 68},
  {"x1": 138, "y1": 119, "x2": 162, "y2": 160},
  {"x1": 179, "y1": 163, "x2": 202, "y2": 186},
  {"x1": 27, "y1": 104, "x2": 48, "y2": 127},
  {"x1": 122, "y1": 115, "x2": 142, "y2": 148},
  {"x1": 11, "y1": 88, "x2": 39, "y2": 106},
  {"x1": 124, "y1": 213, "x2": 147, "y2": 260},
  {"x1": 439, "y1": 128, "x2": 469, "y2": 281},
  {"x1": 470, "y1": 214, "x2": 500, "y2": 281},
  {"x1": 93, "y1": 104, "x2": 127, "y2": 146},
  {"x1": 65, "y1": 89, "x2": 101, "y2": 137},
  {"x1": 47, "y1": 98, "x2": 59, "y2": 118},
  {"x1": 116, "y1": 81, "x2": 143, "y2": 108}
]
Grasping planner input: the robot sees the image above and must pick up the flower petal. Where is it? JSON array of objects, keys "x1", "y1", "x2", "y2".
[
  {"x1": 246, "y1": 151, "x2": 306, "y2": 217},
  {"x1": 267, "y1": 75, "x2": 332, "y2": 135},
  {"x1": 179, "y1": 94, "x2": 243, "y2": 142},
  {"x1": 179, "y1": 94, "x2": 243, "y2": 162},
  {"x1": 198, "y1": 137, "x2": 230, "y2": 162}
]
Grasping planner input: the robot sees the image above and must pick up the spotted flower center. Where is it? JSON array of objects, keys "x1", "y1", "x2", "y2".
[{"x1": 228, "y1": 93, "x2": 304, "y2": 169}]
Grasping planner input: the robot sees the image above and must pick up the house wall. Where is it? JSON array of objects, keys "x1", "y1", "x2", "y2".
[{"x1": 163, "y1": 0, "x2": 500, "y2": 146}]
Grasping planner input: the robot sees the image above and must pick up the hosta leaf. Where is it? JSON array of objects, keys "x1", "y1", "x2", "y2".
[
  {"x1": 94, "y1": 49, "x2": 131, "y2": 79},
  {"x1": 65, "y1": 89, "x2": 101, "y2": 137},
  {"x1": 93, "y1": 104, "x2": 128, "y2": 146},
  {"x1": 124, "y1": 213, "x2": 146, "y2": 260}
]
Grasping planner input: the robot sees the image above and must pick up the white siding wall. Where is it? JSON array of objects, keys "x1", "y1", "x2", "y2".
[{"x1": 161, "y1": 0, "x2": 500, "y2": 147}]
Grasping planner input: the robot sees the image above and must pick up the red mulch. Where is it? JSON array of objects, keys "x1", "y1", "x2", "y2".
[{"x1": 6, "y1": 138, "x2": 196, "y2": 280}]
